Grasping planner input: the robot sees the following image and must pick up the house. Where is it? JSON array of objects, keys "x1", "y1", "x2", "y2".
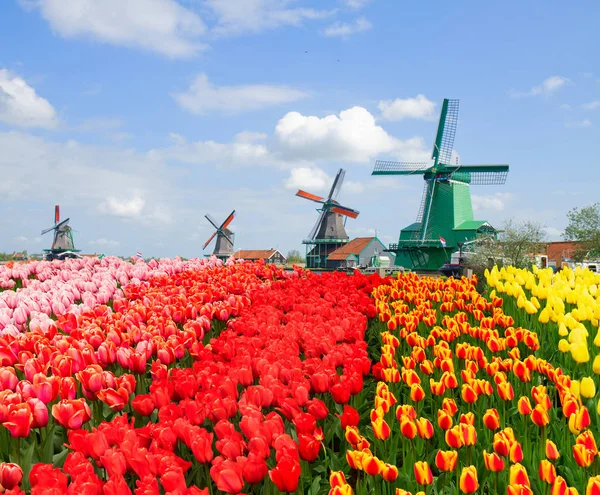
[
  {"x1": 546, "y1": 241, "x2": 580, "y2": 269},
  {"x1": 232, "y1": 249, "x2": 287, "y2": 265},
  {"x1": 326, "y1": 237, "x2": 394, "y2": 270}
]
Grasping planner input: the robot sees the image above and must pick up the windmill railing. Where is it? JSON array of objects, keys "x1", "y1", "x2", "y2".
[
  {"x1": 389, "y1": 240, "x2": 452, "y2": 250},
  {"x1": 302, "y1": 238, "x2": 350, "y2": 244}
]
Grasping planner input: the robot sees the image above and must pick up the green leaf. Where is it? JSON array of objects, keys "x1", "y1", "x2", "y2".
[
  {"x1": 313, "y1": 464, "x2": 326, "y2": 474},
  {"x1": 308, "y1": 475, "x2": 321, "y2": 495},
  {"x1": 52, "y1": 447, "x2": 69, "y2": 468}
]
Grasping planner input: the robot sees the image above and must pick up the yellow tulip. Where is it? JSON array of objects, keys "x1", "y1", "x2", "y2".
[
  {"x1": 558, "y1": 339, "x2": 571, "y2": 353},
  {"x1": 570, "y1": 380, "x2": 580, "y2": 397},
  {"x1": 570, "y1": 343, "x2": 590, "y2": 363},
  {"x1": 524, "y1": 301, "x2": 537, "y2": 315},
  {"x1": 558, "y1": 323, "x2": 569, "y2": 337},
  {"x1": 594, "y1": 329, "x2": 600, "y2": 347},
  {"x1": 538, "y1": 308, "x2": 550, "y2": 324},
  {"x1": 593, "y1": 355, "x2": 600, "y2": 375},
  {"x1": 580, "y1": 377, "x2": 596, "y2": 398}
]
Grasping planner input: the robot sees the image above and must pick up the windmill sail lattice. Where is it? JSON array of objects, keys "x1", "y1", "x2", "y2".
[
  {"x1": 203, "y1": 210, "x2": 235, "y2": 261},
  {"x1": 297, "y1": 168, "x2": 360, "y2": 269},
  {"x1": 372, "y1": 98, "x2": 510, "y2": 271},
  {"x1": 41, "y1": 205, "x2": 80, "y2": 260}
]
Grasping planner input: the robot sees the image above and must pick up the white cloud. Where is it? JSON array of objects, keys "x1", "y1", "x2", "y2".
[
  {"x1": 13, "y1": 236, "x2": 28, "y2": 242},
  {"x1": 378, "y1": 94, "x2": 437, "y2": 121},
  {"x1": 565, "y1": 119, "x2": 592, "y2": 128},
  {"x1": 344, "y1": 0, "x2": 371, "y2": 8},
  {"x1": 206, "y1": 0, "x2": 333, "y2": 36},
  {"x1": 98, "y1": 194, "x2": 145, "y2": 218},
  {"x1": 89, "y1": 238, "x2": 120, "y2": 246},
  {"x1": 285, "y1": 167, "x2": 330, "y2": 191},
  {"x1": 543, "y1": 226, "x2": 563, "y2": 240},
  {"x1": 108, "y1": 132, "x2": 133, "y2": 142},
  {"x1": 173, "y1": 73, "x2": 309, "y2": 115},
  {"x1": 323, "y1": 17, "x2": 372, "y2": 38},
  {"x1": 510, "y1": 76, "x2": 569, "y2": 98},
  {"x1": 274, "y1": 106, "x2": 429, "y2": 163},
  {"x1": 149, "y1": 133, "x2": 273, "y2": 167},
  {"x1": 74, "y1": 117, "x2": 122, "y2": 132},
  {"x1": 0, "y1": 131, "x2": 176, "y2": 226},
  {"x1": 0, "y1": 69, "x2": 58, "y2": 129},
  {"x1": 559, "y1": 103, "x2": 571, "y2": 110},
  {"x1": 26, "y1": 0, "x2": 207, "y2": 58},
  {"x1": 582, "y1": 100, "x2": 600, "y2": 110},
  {"x1": 472, "y1": 193, "x2": 514, "y2": 212}
]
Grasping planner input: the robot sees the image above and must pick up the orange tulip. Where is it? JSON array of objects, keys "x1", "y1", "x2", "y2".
[
  {"x1": 483, "y1": 450, "x2": 505, "y2": 472},
  {"x1": 459, "y1": 412, "x2": 475, "y2": 426},
  {"x1": 461, "y1": 383, "x2": 478, "y2": 404},
  {"x1": 586, "y1": 476, "x2": 600, "y2": 495},
  {"x1": 483, "y1": 408, "x2": 500, "y2": 430},
  {"x1": 573, "y1": 444, "x2": 594, "y2": 468},
  {"x1": 329, "y1": 471, "x2": 347, "y2": 487},
  {"x1": 429, "y1": 379, "x2": 446, "y2": 396},
  {"x1": 569, "y1": 406, "x2": 591, "y2": 435},
  {"x1": 416, "y1": 418, "x2": 434, "y2": 440},
  {"x1": 413, "y1": 462, "x2": 433, "y2": 486},
  {"x1": 498, "y1": 381, "x2": 515, "y2": 401},
  {"x1": 445, "y1": 426, "x2": 464, "y2": 449},
  {"x1": 576, "y1": 430, "x2": 598, "y2": 455},
  {"x1": 362, "y1": 455, "x2": 382, "y2": 476},
  {"x1": 461, "y1": 424, "x2": 477, "y2": 447},
  {"x1": 381, "y1": 463, "x2": 398, "y2": 482},
  {"x1": 437, "y1": 409, "x2": 453, "y2": 430},
  {"x1": 410, "y1": 384, "x2": 425, "y2": 402},
  {"x1": 517, "y1": 396, "x2": 532, "y2": 415},
  {"x1": 530, "y1": 404, "x2": 550, "y2": 427},
  {"x1": 442, "y1": 398, "x2": 458, "y2": 416},
  {"x1": 551, "y1": 476, "x2": 568, "y2": 495},
  {"x1": 459, "y1": 466, "x2": 479, "y2": 494},
  {"x1": 510, "y1": 463, "x2": 530, "y2": 487},
  {"x1": 400, "y1": 417, "x2": 417, "y2": 440},
  {"x1": 435, "y1": 450, "x2": 458, "y2": 472},
  {"x1": 546, "y1": 440, "x2": 560, "y2": 460},
  {"x1": 539, "y1": 460, "x2": 557, "y2": 484},
  {"x1": 508, "y1": 485, "x2": 534, "y2": 495},
  {"x1": 372, "y1": 417, "x2": 391, "y2": 440},
  {"x1": 509, "y1": 442, "x2": 524, "y2": 463},
  {"x1": 345, "y1": 426, "x2": 361, "y2": 446}
]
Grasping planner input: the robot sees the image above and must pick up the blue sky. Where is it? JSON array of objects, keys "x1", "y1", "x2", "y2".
[{"x1": 0, "y1": 0, "x2": 598, "y2": 258}]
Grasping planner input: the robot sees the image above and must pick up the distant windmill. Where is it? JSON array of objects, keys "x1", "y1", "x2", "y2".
[
  {"x1": 41, "y1": 205, "x2": 80, "y2": 260},
  {"x1": 296, "y1": 169, "x2": 360, "y2": 269},
  {"x1": 203, "y1": 210, "x2": 235, "y2": 261},
  {"x1": 372, "y1": 98, "x2": 509, "y2": 271}
]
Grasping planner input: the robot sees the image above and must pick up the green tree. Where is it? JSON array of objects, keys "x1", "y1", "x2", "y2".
[
  {"x1": 286, "y1": 249, "x2": 305, "y2": 264},
  {"x1": 470, "y1": 219, "x2": 547, "y2": 269},
  {"x1": 563, "y1": 203, "x2": 600, "y2": 261}
]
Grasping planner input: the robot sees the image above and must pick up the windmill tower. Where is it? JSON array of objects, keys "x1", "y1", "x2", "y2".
[
  {"x1": 203, "y1": 210, "x2": 235, "y2": 261},
  {"x1": 41, "y1": 205, "x2": 80, "y2": 260},
  {"x1": 296, "y1": 169, "x2": 360, "y2": 269},
  {"x1": 372, "y1": 99, "x2": 509, "y2": 271}
]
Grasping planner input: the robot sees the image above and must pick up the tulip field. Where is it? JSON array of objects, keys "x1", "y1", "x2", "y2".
[{"x1": 0, "y1": 258, "x2": 599, "y2": 495}]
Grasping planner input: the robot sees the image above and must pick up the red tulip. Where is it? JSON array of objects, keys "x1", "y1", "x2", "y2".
[
  {"x1": 52, "y1": 399, "x2": 91, "y2": 429},
  {"x1": 414, "y1": 461, "x2": 433, "y2": 486},
  {"x1": 0, "y1": 463, "x2": 23, "y2": 490},
  {"x1": 337, "y1": 405, "x2": 360, "y2": 430},
  {"x1": 2, "y1": 403, "x2": 32, "y2": 438},
  {"x1": 269, "y1": 455, "x2": 301, "y2": 493}
]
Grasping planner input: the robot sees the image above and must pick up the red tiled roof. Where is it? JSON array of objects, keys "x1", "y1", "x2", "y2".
[
  {"x1": 327, "y1": 237, "x2": 374, "y2": 261},
  {"x1": 232, "y1": 249, "x2": 284, "y2": 260},
  {"x1": 546, "y1": 241, "x2": 580, "y2": 262}
]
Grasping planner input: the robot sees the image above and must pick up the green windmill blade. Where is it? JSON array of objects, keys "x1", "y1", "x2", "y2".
[
  {"x1": 371, "y1": 98, "x2": 510, "y2": 271},
  {"x1": 432, "y1": 99, "x2": 459, "y2": 167}
]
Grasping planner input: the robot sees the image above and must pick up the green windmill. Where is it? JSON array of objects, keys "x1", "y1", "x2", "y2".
[{"x1": 372, "y1": 99, "x2": 509, "y2": 271}]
